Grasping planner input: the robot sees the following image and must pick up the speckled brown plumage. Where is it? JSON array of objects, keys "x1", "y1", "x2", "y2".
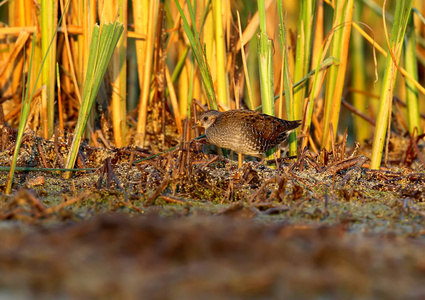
[{"x1": 192, "y1": 109, "x2": 301, "y2": 156}]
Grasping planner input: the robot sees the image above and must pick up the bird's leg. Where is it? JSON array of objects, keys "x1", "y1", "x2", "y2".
[
  {"x1": 274, "y1": 151, "x2": 280, "y2": 174},
  {"x1": 238, "y1": 153, "x2": 243, "y2": 168},
  {"x1": 256, "y1": 154, "x2": 267, "y2": 168}
]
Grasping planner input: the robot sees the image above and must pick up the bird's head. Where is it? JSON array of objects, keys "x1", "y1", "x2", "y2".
[{"x1": 191, "y1": 110, "x2": 222, "y2": 130}]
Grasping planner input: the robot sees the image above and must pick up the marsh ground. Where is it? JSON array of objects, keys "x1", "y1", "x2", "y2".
[{"x1": 0, "y1": 129, "x2": 425, "y2": 299}]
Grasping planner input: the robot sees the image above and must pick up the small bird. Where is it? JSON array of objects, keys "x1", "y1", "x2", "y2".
[{"x1": 192, "y1": 109, "x2": 301, "y2": 157}]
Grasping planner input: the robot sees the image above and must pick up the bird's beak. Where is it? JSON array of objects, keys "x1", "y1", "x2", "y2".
[{"x1": 191, "y1": 121, "x2": 202, "y2": 130}]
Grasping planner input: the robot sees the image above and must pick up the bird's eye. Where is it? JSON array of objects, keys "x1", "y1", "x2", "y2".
[{"x1": 203, "y1": 116, "x2": 208, "y2": 121}]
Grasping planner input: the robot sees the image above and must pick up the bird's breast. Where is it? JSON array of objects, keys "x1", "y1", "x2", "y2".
[{"x1": 205, "y1": 124, "x2": 262, "y2": 155}]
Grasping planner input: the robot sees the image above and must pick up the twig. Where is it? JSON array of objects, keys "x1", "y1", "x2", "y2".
[
  {"x1": 341, "y1": 98, "x2": 376, "y2": 126},
  {"x1": 145, "y1": 174, "x2": 170, "y2": 206}
]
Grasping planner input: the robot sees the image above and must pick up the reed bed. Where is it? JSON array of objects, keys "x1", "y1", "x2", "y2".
[{"x1": 0, "y1": 0, "x2": 424, "y2": 192}]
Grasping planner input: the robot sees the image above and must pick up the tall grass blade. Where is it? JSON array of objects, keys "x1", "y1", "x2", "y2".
[
  {"x1": 63, "y1": 22, "x2": 124, "y2": 178},
  {"x1": 277, "y1": 0, "x2": 296, "y2": 155},
  {"x1": 257, "y1": 1, "x2": 275, "y2": 159},
  {"x1": 212, "y1": 0, "x2": 230, "y2": 107},
  {"x1": 237, "y1": 11, "x2": 254, "y2": 110},
  {"x1": 293, "y1": 0, "x2": 316, "y2": 134},
  {"x1": 5, "y1": 1, "x2": 69, "y2": 194},
  {"x1": 135, "y1": 0, "x2": 158, "y2": 147},
  {"x1": 40, "y1": 0, "x2": 57, "y2": 138},
  {"x1": 5, "y1": 35, "x2": 36, "y2": 194},
  {"x1": 174, "y1": 0, "x2": 217, "y2": 110},
  {"x1": 351, "y1": 0, "x2": 369, "y2": 143},
  {"x1": 321, "y1": 0, "x2": 353, "y2": 149},
  {"x1": 257, "y1": 0, "x2": 274, "y2": 117},
  {"x1": 404, "y1": 12, "x2": 421, "y2": 134},
  {"x1": 370, "y1": 0, "x2": 414, "y2": 169},
  {"x1": 103, "y1": 0, "x2": 128, "y2": 147}
]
